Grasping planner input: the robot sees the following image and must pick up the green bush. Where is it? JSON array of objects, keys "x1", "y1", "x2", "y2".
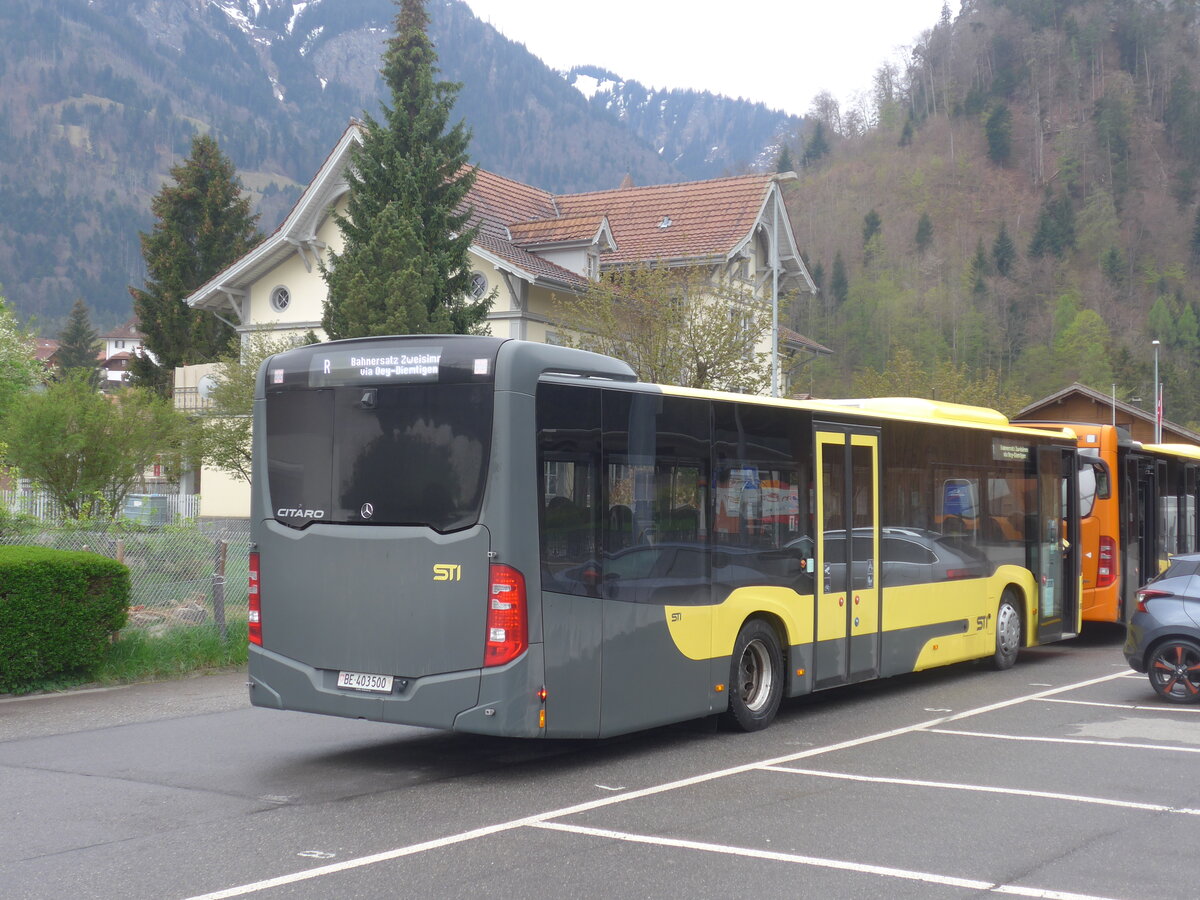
[{"x1": 0, "y1": 546, "x2": 130, "y2": 693}]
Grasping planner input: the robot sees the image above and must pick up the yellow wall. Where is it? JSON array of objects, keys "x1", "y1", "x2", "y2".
[{"x1": 198, "y1": 465, "x2": 251, "y2": 519}]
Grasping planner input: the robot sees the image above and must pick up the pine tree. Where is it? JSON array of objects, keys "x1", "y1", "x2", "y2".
[
  {"x1": 985, "y1": 104, "x2": 1013, "y2": 167},
  {"x1": 992, "y1": 222, "x2": 1016, "y2": 277},
  {"x1": 322, "y1": 0, "x2": 488, "y2": 340},
  {"x1": 862, "y1": 209, "x2": 882, "y2": 266},
  {"x1": 56, "y1": 298, "x2": 100, "y2": 386},
  {"x1": 1191, "y1": 205, "x2": 1200, "y2": 262},
  {"x1": 830, "y1": 252, "x2": 849, "y2": 306},
  {"x1": 129, "y1": 135, "x2": 261, "y2": 395},
  {"x1": 802, "y1": 121, "x2": 830, "y2": 167},
  {"x1": 809, "y1": 260, "x2": 825, "y2": 293},
  {"x1": 775, "y1": 145, "x2": 794, "y2": 174},
  {"x1": 970, "y1": 238, "x2": 990, "y2": 295},
  {"x1": 914, "y1": 212, "x2": 933, "y2": 255},
  {"x1": 1102, "y1": 247, "x2": 1124, "y2": 287},
  {"x1": 1028, "y1": 192, "x2": 1076, "y2": 260}
]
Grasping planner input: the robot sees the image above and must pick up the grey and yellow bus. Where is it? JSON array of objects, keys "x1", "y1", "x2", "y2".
[{"x1": 248, "y1": 335, "x2": 1081, "y2": 737}]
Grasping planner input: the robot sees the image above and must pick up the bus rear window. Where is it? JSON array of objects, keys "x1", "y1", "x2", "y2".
[{"x1": 266, "y1": 382, "x2": 493, "y2": 531}]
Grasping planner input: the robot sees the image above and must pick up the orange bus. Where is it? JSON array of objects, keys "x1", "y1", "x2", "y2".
[{"x1": 1013, "y1": 421, "x2": 1200, "y2": 623}]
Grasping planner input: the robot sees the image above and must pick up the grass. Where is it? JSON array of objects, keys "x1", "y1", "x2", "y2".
[
  {"x1": 94, "y1": 620, "x2": 249, "y2": 684},
  {"x1": 2, "y1": 621, "x2": 249, "y2": 696}
]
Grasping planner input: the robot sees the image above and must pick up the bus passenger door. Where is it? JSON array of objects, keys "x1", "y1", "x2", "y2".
[
  {"x1": 814, "y1": 427, "x2": 881, "y2": 689},
  {"x1": 1035, "y1": 446, "x2": 1081, "y2": 643}
]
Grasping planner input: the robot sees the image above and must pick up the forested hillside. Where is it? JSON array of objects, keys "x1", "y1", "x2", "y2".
[
  {"x1": 0, "y1": 0, "x2": 793, "y2": 333},
  {"x1": 785, "y1": 0, "x2": 1200, "y2": 426}
]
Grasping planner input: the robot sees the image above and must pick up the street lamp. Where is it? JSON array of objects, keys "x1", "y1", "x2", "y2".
[{"x1": 1152, "y1": 339, "x2": 1161, "y2": 443}]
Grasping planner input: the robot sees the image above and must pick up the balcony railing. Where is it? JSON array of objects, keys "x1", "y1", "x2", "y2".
[{"x1": 174, "y1": 386, "x2": 215, "y2": 412}]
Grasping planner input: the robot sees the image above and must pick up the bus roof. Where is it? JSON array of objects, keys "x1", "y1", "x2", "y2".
[
  {"x1": 1141, "y1": 442, "x2": 1200, "y2": 461},
  {"x1": 647, "y1": 384, "x2": 1074, "y2": 441}
]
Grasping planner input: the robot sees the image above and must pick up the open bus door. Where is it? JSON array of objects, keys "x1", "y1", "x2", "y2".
[{"x1": 1035, "y1": 445, "x2": 1081, "y2": 643}]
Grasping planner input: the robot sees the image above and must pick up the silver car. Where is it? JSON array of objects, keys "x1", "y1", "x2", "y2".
[{"x1": 1124, "y1": 552, "x2": 1200, "y2": 703}]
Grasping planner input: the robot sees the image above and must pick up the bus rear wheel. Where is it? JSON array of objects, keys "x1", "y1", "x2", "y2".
[
  {"x1": 992, "y1": 590, "x2": 1022, "y2": 670},
  {"x1": 722, "y1": 620, "x2": 783, "y2": 732}
]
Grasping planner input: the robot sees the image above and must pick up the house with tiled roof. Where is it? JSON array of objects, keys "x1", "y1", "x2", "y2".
[
  {"x1": 185, "y1": 120, "x2": 818, "y2": 352},
  {"x1": 32, "y1": 338, "x2": 59, "y2": 369},
  {"x1": 97, "y1": 319, "x2": 156, "y2": 388},
  {"x1": 179, "y1": 120, "x2": 824, "y2": 516}
]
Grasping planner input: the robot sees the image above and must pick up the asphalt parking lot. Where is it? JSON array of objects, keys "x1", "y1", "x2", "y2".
[{"x1": 4, "y1": 630, "x2": 1199, "y2": 899}]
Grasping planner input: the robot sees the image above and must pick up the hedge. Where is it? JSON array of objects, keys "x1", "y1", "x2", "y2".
[{"x1": 0, "y1": 546, "x2": 130, "y2": 693}]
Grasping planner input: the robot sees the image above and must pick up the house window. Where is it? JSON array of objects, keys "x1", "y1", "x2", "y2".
[
  {"x1": 469, "y1": 271, "x2": 489, "y2": 300},
  {"x1": 586, "y1": 251, "x2": 599, "y2": 281},
  {"x1": 270, "y1": 285, "x2": 290, "y2": 313}
]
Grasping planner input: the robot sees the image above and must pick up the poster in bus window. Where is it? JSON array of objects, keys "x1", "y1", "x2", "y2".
[
  {"x1": 738, "y1": 468, "x2": 761, "y2": 532},
  {"x1": 714, "y1": 470, "x2": 741, "y2": 534},
  {"x1": 941, "y1": 478, "x2": 978, "y2": 535}
]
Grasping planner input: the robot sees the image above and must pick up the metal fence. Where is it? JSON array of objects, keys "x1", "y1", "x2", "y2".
[
  {"x1": 0, "y1": 519, "x2": 251, "y2": 635},
  {"x1": 1, "y1": 487, "x2": 200, "y2": 524}
]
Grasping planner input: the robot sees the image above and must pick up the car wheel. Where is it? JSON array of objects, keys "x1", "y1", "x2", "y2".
[
  {"x1": 1147, "y1": 639, "x2": 1200, "y2": 704},
  {"x1": 722, "y1": 619, "x2": 784, "y2": 732},
  {"x1": 992, "y1": 590, "x2": 1021, "y2": 670}
]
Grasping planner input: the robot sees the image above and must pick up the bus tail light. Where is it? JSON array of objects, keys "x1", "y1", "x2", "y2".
[
  {"x1": 484, "y1": 564, "x2": 527, "y2": 667},
  {"x1": 248, "y1": 550, "x2": 262, "y2": 646},
  {"x1": 1097, "y1": 536, "x2": 1117, "y2": 588}
]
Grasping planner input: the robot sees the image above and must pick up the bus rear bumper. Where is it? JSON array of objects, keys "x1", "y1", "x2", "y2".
[
  {"x1": 247, "y1": 644, "x2": 548, "y2": 736},
  {"x1": 248, "y1": 644, "x2": 481, "y2": 730}
]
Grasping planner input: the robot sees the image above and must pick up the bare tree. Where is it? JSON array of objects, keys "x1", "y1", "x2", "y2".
[{"x1": 551, "y1": 263, "x2": 776, "y2": 394}]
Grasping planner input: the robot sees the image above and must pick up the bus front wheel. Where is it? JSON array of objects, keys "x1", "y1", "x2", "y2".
[
  {"x1": 722, "y1": 620, "x2": 783, "y2": 732},
  {"x1": 992, "y1": 590, "x2": 1022, "y2": 670}
]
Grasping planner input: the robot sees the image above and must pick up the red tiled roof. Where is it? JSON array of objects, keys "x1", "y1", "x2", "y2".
[
  {"x1": 34, "y1": 338, "x2": 59, "y2": 362},
  {"x1": 780, "y1": 326, "x2": 832, "y2": 355},
  {"x1": 458, "y1": 170, "x2": 777, "y2": 288},
  {"x1": 101, "y1": 319, "x2": 143, "y2": 340},
  {"x1": 508, "y1": 215, "x2": 607, "y2": 247},
  {"x1": 473, "y1": 231, "x2": 587, "y2": 289},
  {"x1": 553, "y1": 174, "x2": 774, "y2": 264},
  {"x1": 464, "y1": 168, "x2": 557, "y2": 241}
]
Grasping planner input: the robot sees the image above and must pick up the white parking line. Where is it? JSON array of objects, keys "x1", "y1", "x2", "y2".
[
  {"x1": 1038, "y1": 697, "x2": 1200, "y2": 713},
  {"x1": 927, "y1": 728, "x2": 1200, "y2": 753},
  {"x1": 760, "y1": 765, "x2": 1200, "y2": 815},
  {"x1": 181, "y1": 670, "x2": 1128, "y2": 900},
  {"x1": 529, "y1": 821, "x2": 1121, "y2": 900}
]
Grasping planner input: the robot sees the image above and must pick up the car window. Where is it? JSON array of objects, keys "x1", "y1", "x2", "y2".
[
  {"x1": 606, "y1": 547, "x2": 660, "y2": 580},
  {"x1": 662, "y1": 547, "x2": 706, "y2": 579},
  {"x1": 1161, "y1": 558, "x2": 1200, "y2": 580},
  {"x1": 883, "y1": 537, "x2": 936, "y2": 564}
]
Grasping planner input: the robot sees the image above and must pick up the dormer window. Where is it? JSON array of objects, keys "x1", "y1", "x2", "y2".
[
  {"x1": 657, "y1": 216, "x2": 673, "y2": 229},
  {"x1": 270, "y1": 285, "x2": 290, "y2": 313},
  {"x1": 586, "y1": 251, "x2": 599, "y2": 280}
]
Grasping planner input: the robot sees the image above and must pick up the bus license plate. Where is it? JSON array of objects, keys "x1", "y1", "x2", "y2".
[{"x1": 336, "y1": 671, "x2": 394, "y2": 693}]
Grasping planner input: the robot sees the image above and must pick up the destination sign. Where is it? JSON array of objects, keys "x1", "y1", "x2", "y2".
[
  {"x1": 992, "y1": 438, "x2": 1031, "y2": 462},
  {"x1": 307, "y1": 346, "x2": 443, "y2": 386}
]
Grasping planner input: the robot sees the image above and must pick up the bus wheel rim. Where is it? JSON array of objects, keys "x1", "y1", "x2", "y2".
[
  {"x1": 739, "y1": 639, "x2": 773, "y2": 712},
  {"x1": 997, "y1": 602, "x2": 1019, "y2": 654}
]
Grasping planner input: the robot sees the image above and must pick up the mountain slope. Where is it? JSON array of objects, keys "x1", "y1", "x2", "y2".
[
  {"x1": 785, "y1": 0, "x2": 1200, "y2": 425},
  {"x1": 0, "y1": 0, "x2": 794, "y2": 330}
]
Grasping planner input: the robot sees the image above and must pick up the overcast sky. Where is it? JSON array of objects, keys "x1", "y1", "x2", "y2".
[{"x1": 461, "y1": 0, "x2": 952, "y2": 117}]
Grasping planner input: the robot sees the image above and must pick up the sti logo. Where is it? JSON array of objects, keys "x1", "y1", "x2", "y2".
[{"x1": 433, "y1": 564, "x2": 462, "y2": 582}]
